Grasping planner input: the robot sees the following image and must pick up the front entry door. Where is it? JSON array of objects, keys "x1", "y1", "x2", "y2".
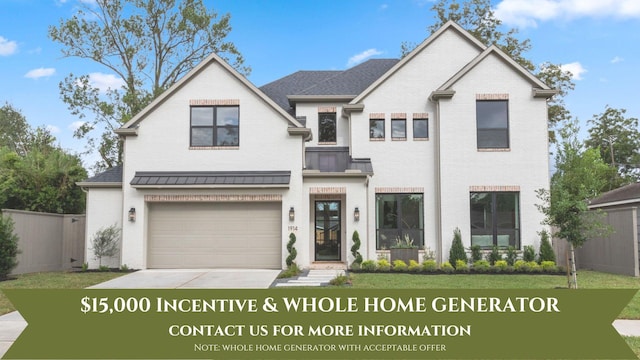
[{"x1": 315, "y1": 201, "x2": 341, "y2": 261}]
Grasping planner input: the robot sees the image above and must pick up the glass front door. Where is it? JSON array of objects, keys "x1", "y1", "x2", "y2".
[{"x1": 315, "y1": 201, "x2": 341, "y2": 261}]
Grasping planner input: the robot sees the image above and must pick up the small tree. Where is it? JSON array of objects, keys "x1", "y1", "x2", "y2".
[
  {"x1": 469, "y1": 245, "x2": 482, "y2": 262},
  {"x1": 286, "y1": 233, "x2": 297, "y2": 267},
  {"x1": 91, "y1": 225, "x2": 120, "y2": 268},
  {"x1": 0, "y1": 215, "x2": 19, "y2": 280},
  {"x1": 350, "y1": 230, "x2": 363, "y2": 269},
  {"x1": 448, "y1": 228, "x2": 467, "y2": 268},
  {"x1": 538, "y1": 230, "x2": 556, "y2": 263}
]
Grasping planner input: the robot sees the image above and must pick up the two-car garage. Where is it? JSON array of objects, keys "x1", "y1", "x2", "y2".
[{"x1": 147, "y1": 202, "x2": 282, "y2": 269}]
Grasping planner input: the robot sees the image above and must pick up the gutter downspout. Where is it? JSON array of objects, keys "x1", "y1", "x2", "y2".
[{"x1": 434, "y1": 100, "x2": 443, "y2": 264}]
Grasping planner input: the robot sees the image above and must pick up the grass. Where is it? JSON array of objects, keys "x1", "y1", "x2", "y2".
[
  {"x1": 0, "y1": 271, "x2": 125, "y2": 315},
  {"x1": 350, "y1": 270, "x2": 640, "y2": 318}
]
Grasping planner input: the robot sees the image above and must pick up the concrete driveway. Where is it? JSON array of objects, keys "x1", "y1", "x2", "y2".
[{"x1": 88, "y1": 269, "x2": 281, "y2": 289}]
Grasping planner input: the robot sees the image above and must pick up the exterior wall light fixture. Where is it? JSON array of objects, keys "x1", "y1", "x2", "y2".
[
  {"x1": 354, "y1": 207, "x2": 360, "y2": 222},
  {"x1": 289, "y1": 207, "x2": 295, "y2": 221},
  {"x1": 128, "y1": 207, "x2": 136, "y2": 222}
]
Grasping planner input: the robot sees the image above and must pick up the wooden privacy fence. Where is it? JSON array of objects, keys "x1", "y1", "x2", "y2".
[{"x1": 2, "y1": 209, "x2": 85, "y2": 275}]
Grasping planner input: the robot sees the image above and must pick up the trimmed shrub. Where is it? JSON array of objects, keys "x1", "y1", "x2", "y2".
[
  {"x1": 541, "y1": 261, "x2": 558, "y2": 273},
  {"x1": 493, "y1": 260, "x2": 509, "y2": 273},
  {"x1": 361, "y1": 260, "x2": 376, "y2": 272},
  {"x1": 486, "y1": 245, "x2": 502, "y2": 265},
  {"x1": 523, "y1": 245, "x2": 536, "y2": 262},
  {"x1": 513, "y1": 259, "x2": 527, "y2": 272},
  {"x1": 377, "y1": 259, "x2": 391, "y2": 272},
  {"x1": 470, "y1": 245, "x2": 482, "y2": 262},
  {"x1": 527, "y1": 261, "x2": 542, "y2": 273},
  {"x1": 350, "y1": 231, "x2": 363, "y2": 268},
  {"x1": 455, "y1": 259, "x2": 469, "y2": 273},
  {"x1": 441, "y1": 261, "x2": 454, "y2": 274},
  {"x1": 408, "y1": 260, "x2": 422, "y2": 273},
  {"x1": 448, "y1": 228, "x2": 468, "y2": 268},
  {"x1": 473, "y1": 259, "x2": 491, "y2": 273},
  {"x1": 422, "y1": 259, "x2": 438, "y2": 272},
  {"x1": 392, "y1": 259, "x2": 408, "y2": 272},
  {"x1": 505, "y1": 246, "x2": 518, "y2": 266},
  {"x1": 0, "y1": 215, "x2": 19, "y2": 280},
  {"x1": 538, "y1": 230, "x2": 556, "y2": 263},
  {"x1": 286, "y1": 233, "x2": 297, "y2": 267}
]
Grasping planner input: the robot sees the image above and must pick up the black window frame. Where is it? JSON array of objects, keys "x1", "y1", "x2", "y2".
[
  {"x1": 470, "y1": 192, "x2": 520, "y2": 249},
  {"x1": 391, "y1": 118, "x2": 407, "y2": 140},
  {"x1": 413, "y1": 118, "x2": 429, "y2": 139},
  {"x1": 476, "y1": 100, "x2": 509, "y2": 149},
  {"x1": 190, "y1": 105, "x2": 239, "y2": 147},
  {"x1": 369, "y1": 119, "x2": 385, "y2": 139},
  {"x1": 375, "y1": 193, "x2": 424, "y2": 250},
  {"x1": 318, "y1": 112, "x2": 337, "y2": 143}
]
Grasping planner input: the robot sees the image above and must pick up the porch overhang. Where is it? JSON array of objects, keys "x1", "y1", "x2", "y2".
[{"x1": 130, "y1": 171, "x2": 291, "y2": 189}]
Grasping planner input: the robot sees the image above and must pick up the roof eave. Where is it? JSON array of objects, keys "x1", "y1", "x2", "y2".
[
  {"x1": 76, "y1": 182, "x2": 123, "y2": 189},
  {"x1": 287, "y1": 95, "x2": 355, "y2": 106},
  {"x1": 342, "y1": 103, "x2": 365, "y2": 116},
  {"x1": 429, "y1": 90, "x2": 456, "y2": 101},
  {"x1": 130, "y1": 184, "x2": 290, "y2": 189},
  {"x1": 302, "y1": 170, "x2": 372, "y2": 178},
  {"x1": 114, "y1": 127, "x2": 138, "y2": 137},
  {"x1": 533, "y1": 89, "x2": 558, "y2": 99},
  {"x1": 588, "y1": 198, "x2": 640, "y2": 209},
  {"x1": 288, "y1": 126, "x2": 313, "y2": 141}
]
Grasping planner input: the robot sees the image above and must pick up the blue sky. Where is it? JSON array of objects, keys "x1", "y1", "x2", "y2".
[{"x1": 0, "y1": 0, "x2": 639, "y2": 167}]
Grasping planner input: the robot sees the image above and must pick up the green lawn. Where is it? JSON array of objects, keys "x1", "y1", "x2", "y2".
[{"x1": 0, "y1": 271, "x2": 125, "y2": 315}]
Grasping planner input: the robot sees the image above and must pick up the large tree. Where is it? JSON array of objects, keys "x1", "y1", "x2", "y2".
[
  {"x1": 49, "y1": 0, "x2": 250, "y2": 171},
  {"x1": 410, "y1": 0, "x2": 574, "y2": 141},
  {"x1": 536, "y1": 120, "x2": 614, "y2": 289},
  {"x1": 0, "y1": 103, "x2": 30, "y2": 155},
  {"x1": 585, "y1": 105, "x2": 640, "y2": 184}
]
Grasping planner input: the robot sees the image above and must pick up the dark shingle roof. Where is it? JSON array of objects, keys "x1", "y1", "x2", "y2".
[
  {"x1": 305, "y1": 147, "x2": 373, "y2": 175},
  {"x1": 130, "y1": 171, "x2": 291, "y2": 187},
  {"x1": 79, "y1": 165, "x2": 123, "y2": 186},
  {"x1": 259, "y1": 59, "x2": 399, "y2": 113},
  {"x1": 589, "y1": 182, "x2": 640, "y2": 207}
]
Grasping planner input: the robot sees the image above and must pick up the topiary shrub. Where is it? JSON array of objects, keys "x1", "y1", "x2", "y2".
[
  {"x1": 377, "y1": 259, "x2": 391, "y2": 272},
  {"x1": 486, "y1": 245, "x2": 502, "y2": 265},
  {"x1": 422, "y1": 259, "x2": 438, "y2": 273},
  {"x1": 0, "y1": 215, "x2": 19, "y2": 280},
  {"x1": 441, "y1": 261, "x2": 454, "y2": 274},
  {"x1": 473, "y1": 259, "x2": 491, "y2": 273},
  {"x1": 350, "y1": 230, "x2": 363, "y2": 269},
  {"x1": 448, "y1": 228, "x2": 467, "y2": 268},
  {"x1": 505, "y1": 246, "x2": 518, "y2": 266},
  {"x1": 392, "y1": 259, "x2": 408, "y2": 272},
  {"x1": 408, "y1": 260, "x2": 422, "y2": 273},
  {"x1": 455, "y1": 259, "x2": 469, "y2": 273},
  {"x1": 541, "y1": 261, "x2": 558, "y2": 273},
  {"x1": 361, "y1": 260, "x2": 376, "y2": 272},
  {"x1": 470, "y1": 245, "x2": 482, "y2": 263},
  {"x1": 286, "y1": 233, "x2": 297, "y2": 267},
  {"x1": 538, "y1": 230, "x2": 556, "y2": 264},
  {"x1": 523, "y1": 245, "x2": 536, "y2": 262}
]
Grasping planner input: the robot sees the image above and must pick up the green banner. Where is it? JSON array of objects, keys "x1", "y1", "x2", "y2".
[{"x1": 3, "y1": 289, "x2": 637, "y2": 359}]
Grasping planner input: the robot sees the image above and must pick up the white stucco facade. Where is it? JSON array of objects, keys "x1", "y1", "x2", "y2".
[{"x1": 80, "y1": 21, "x2": 553, "y2": 270}]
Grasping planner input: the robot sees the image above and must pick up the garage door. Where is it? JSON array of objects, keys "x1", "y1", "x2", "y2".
[{"x1": 148, "y1": 202, "x2": 282, "y2": 269}]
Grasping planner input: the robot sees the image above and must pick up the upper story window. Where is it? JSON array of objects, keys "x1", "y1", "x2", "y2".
[
  {"x1": 369, "y1": 114, "x2": 385, "y2": 140},
  {"x1": 391, "y1": 118, "x2": 406, "y2": 140},
  {"x1": 190, "y1": 106, "x2": 239, "y2": 147},
  {"x1": 318, "y1": 112, "x2": 337, "y2": 143},
  {"x1": 413, "y1": 117, "x2": 428, "y2": 139},
  {"x1": 476, "y1": 100, "x2": 509, "y2": 149}
]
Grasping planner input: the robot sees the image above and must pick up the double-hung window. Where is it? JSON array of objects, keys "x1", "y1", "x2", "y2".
[
  {"x1": 476, "y1": 100, "x2": 509, "y2": 149},
  {"x1": 190, "y1": 106, "x2": 239, "y2": 147},
  {"x1": 318, "y1": 112, "x2": 337, "y2": 143},
  {"x1": 375, "y1": 193, "x2": 424, "y2": 249},
  {"x1": 470, "y1": 192, "x2": 520, "y2": 248}
]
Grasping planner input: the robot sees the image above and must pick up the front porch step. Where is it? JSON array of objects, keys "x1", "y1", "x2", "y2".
[{"x1": 308, "y1": 262, "x2": 348, "y2": 270}]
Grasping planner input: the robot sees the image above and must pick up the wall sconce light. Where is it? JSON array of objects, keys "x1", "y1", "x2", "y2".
[
  {"x1": 354, "y1": 207, "x2": 360, "y2": 222},
  {"x1": 289, "y1": 207, "x2": 295, "y2": 221},
  {"x1": 128, "y1": 207, "x2": 136, "y2": 222}
]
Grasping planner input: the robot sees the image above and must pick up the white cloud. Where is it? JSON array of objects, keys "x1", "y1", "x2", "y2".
[
  {"x1": 347, "y1": 49, "x2": 383, "y2": 67},
  {"x1": 46, "y1": 125, "x2": 61, "y2": 134},
  {"x1": 69, "y1": 121, "x2": 86, "y2": 131},
  {"x1": 24, "y1": 67, "x2": 56, "y2": 79},
  {"x1": 0, "y1": 36, "x2": 18, "y2": 56},
  {"x1": 88, "y1": 72, "x2": 126, "y2": 92},
  {"x1": 495, "y1": 0, "x2": 640, "y2": 28},
  {"x1": 611, "y1": 56, "x2": 624, "y2": 64},
  {"x1": 560, "y1": 62, "x2": 587, "y2": 80},
  {"x1": 379, "y1": 4, "x2": 389, "y2": 11}
]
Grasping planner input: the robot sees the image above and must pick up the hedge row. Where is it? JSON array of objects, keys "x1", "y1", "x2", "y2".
[{"x1": 353, "y1": 259, "x2": 564, "y2": 275}]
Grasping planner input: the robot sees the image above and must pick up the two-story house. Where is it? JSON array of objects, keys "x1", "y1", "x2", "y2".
[{"x1": 78, "y1": 21, "x2": 554, "y2": 270}]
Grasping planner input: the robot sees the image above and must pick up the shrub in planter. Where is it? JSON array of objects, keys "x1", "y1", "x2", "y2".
[
  {"x1": 541, "y1": 261, "x2": 557, "y2": 273},
  {"x1": 505, "y1": 246, "x2": 518, "y2": 266},
  {"x1": 441, "y1": 261, "x2": 454, "y2": 273},
  {"x1": 473, "y1": 259, "x2": 491, "y2": 273},
  {"x1": 422, "y1": 259, "x2": 438, "y2": 273},
  {"x1": 486, "y1": 245, "x2": 502, "y2": 265},
  {"x1": 523, "y1": 245, "x2": 536, "y2": 262},
  {"x1": 448, "y1": 228, "x2": 467, "y2": 268},
  {"x1": 527, "y1": 261, "x2": 542, "y2": 273},
  {"x1": 408, "y1": 260, "x2": 422, "y2": 273},
  {"x1": 455, "y1": 259, "x2": 469, "y2": 273},
  {"x1": 377, "y1": 259, "x2": 391, "y2": 272},
  {"x1": 392, "y1": 259, "x2": 408, "y2": 272},
  {"x1": 361, "y1": 260, "x2": 376, "y2": 272},
  {"x1": 538, "y1": 230, "x2": 556, "y2": 263},
  {"x1": 470, "y1": 245, "x2": 482, "y2": 263},
  {"x1": 514, "y1": 259, "x2": 527, "y2": 272}
]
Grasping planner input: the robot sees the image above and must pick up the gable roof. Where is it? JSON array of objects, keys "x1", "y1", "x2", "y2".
[
  {"x1": 76, "y1": 165, "x2": 123, "y2": 188},
  {"x1": 433, "y1": 45, "x2": 554, "y2": 96},
  {"x1": 589, "y1": 182, "x2": 640, "y2": 208},
  {"x1": 260, "y1": 70, "x2": 340, "y2": 115},
  {"x1": 350, "y1": 21, "x2": 487, "y2": 105},
  {"x1": 116, "y1": 52, "x2": 305, "y2": 135}
]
